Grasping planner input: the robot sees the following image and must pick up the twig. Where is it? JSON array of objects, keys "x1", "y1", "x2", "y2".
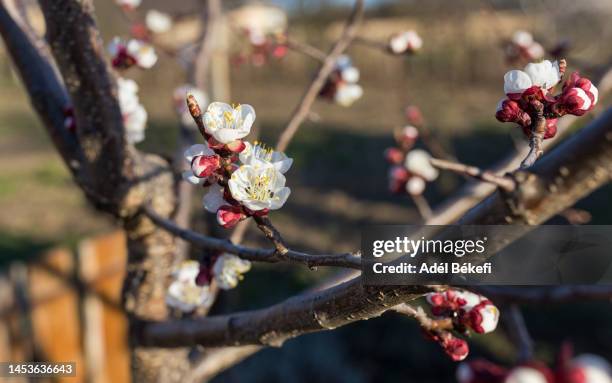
[
  {"x1": 284, "y1": 35, "x2": 326, "y2": 62},
  {"x1": 275, "y1": 0, "x2": 364, "y2": 152},
  {"x1": 520, "y1": 100, "x2": 546, "y2": 169},
  {"x1": 392, "y1": 303, "x2": 453, "y2": 331},
  {"x1": 502, "y1": 304, "x2": 534, "y2": 363},
  {"x1": 411, "y1": 194, "x2": 433, "y2": 221},
  {"x1": 253, "y1": 215, "x2": 289, "y2": 255},
  {"x1": 430, "y1": 158, "x2": 516, "y2": 192},
  {"x1": 143, "y1": 206, "x2": 361, "y2": 269}
]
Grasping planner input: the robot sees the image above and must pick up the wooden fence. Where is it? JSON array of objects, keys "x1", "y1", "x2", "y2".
[{"x1": 0, "y1": 231, "x2": 130, "y2": 383}]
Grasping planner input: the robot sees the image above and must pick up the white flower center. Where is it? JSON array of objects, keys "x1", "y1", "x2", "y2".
[
  {"x1": 244, "y1": 167, "x2": 276, "y2": 201},
  {"x1": 251, "y1": 141, "x2": 274, "y2": 162}
]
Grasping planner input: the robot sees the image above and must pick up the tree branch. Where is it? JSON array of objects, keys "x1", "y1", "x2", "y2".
[
  {"x1": 39, "y1": 0, "x2": 131, "y2": 211},
  {"x1": 502, "y1": 304, "x2": 534, "y2": 363},
  {"x1": 425, "y1": 67, "x2": 612, "y2": 225},
  {"x1": 430, "y1": 158, "x2": 516, "y2": 192},
  {"x1": 0, "y1": 1, "x2": 85, "y2": 176},
  {"x1": 136, "y1": 279, "x2": 435, "y2": 348},
  {"x1": 474, "y1": 286, "x2": 612, "y2": 304},
  {"x1": 136, "y1": 107, "x2": 612, "y2": 349},
  {"x1": 143, "y1": 206, "x2": 361, "y2": 269},
  {"x1": 275, "y1": 0, "x2": 364, "y2": 152}
]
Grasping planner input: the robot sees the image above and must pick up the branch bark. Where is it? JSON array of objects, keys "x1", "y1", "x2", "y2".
[{"x1": 39, "y1": 0, "x2": 132, "y2": 211}]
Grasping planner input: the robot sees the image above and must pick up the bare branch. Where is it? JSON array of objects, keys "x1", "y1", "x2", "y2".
[
  {"x1": 0, "y1": 2, "x2": 85, "y2": 175},
  {"x1": 143, "y1": 206, "x2": 362, "y2": 269},
  {"x1": 284, "y1": 35, "x2": 326, "y2": 62},
  {"x1": 186, "y1": 346, "x2": 262, "y2": 383},
  {"x1": 253, "y1": 215, "x2": 289, "y2": 255},
  {"x1": 392, "y1": 303, "x2": 453, "y2": 331},
  {"x1": 275, "y1": 0, "x2": 364, "y2": 152},
  {"x1": 136, "y1": 279, "x2": 435, "y2": 348},
  {"x1": 39, "y1": 0, "x2": 131, "y2": 209},
  {"x1": 430, "y1": 158, "x2": 516, "y2": 192},
  {"x1": 411, "y1": 194, "x2": 433, "y2": 221},
  {"x1": 502, "y1": 304, "x2": 534, "y2": 363}
]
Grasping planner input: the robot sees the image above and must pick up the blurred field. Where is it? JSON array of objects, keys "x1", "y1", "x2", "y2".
[{"x1": 1, "y1": 0, "x2": 612, "y2": 382}]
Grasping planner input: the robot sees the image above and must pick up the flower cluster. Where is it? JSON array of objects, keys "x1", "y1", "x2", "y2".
[
  {"x1": 230, "y1": 4, "x2": 288, "y2": 67},
  {"x1": 233, "y1": 31, "x2": 288, "y2": 67},
  {"x1": 319, "y1": 55, "x2": 363, "y2": 107},
  {"x1": 496, "y1": 59, "x2": 597, "y2": 144},
  {"x1": 388, "y1": 30, "x2": 423, "y2": 55},
  {"x1": 385, "y1": 124, "x2": 438, "y2": 196},
  {"x1": 427, "y1": 290, "x2": 499, "y2": 335},
  {"x1": 117, "y1": 77, "x2": 147, "y2": 144},
  {"x1": 457, "y1": 344, "x2": 612, "y2": 383},
  {"x1": 504, "y1": 30, "x2": 545, "y2": 64},
  {"x1": 420, "y1": 289, "x2": 498, "y2": 362},
  {"x1": 183, "y1": 100, "x2": 292, "y2": 228},
  {"x1": 173, "y1": 85, "x2": 208, "y2": 127},
  {"x1": 166, "y1": 254, "x2": 251, "y2": 313},
  {"x1": 108, "y1": 37, "x2": 158, "y2": 70}
]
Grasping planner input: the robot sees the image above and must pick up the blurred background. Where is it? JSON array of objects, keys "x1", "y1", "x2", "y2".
[{"x1": 0, "y1": 0, "x2": 611, "y2": 382}]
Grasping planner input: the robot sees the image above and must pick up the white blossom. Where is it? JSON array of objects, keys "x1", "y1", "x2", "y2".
[
  {"x1": 389, "y1": 30, "x2": 423, "y2": 54},
  {"x1": 204, "y1": 102, "x2": 255, "y2": 144},
  {"x1": 126, "y1": 39, "x2": 158, "y2": 69},
  {"x1": 504, "y1": 367, "x2": 549, "y2": 383},
  {"x1": 239, "y1": 142, "x2": 292, "y2": 173},
  {"x1": 146, "y1": 10, "x2": 173, "y2": 34},
  {"x1": 213, "y1": 253, "x2": 251, "y2": 290},
  {"x1": 334, "y1": 83, "x2": 363, "y2": 107},
  {"x1": 115, "y1": 0, "x2": 141, "y2": 10},
  {"x1": 166, "y1": 260, "x2": 214, "y2": 312},
  {"x1": 340, "y1": 66, "x2": 360, "y2": 83},
  {"x1": 405, "y1": 177, "x2": 425, "y2": 196},
  {"x1": 404, "y1": 149, "x2": 438, "y2": 181},
  {"x1": 571, "y1": 354, "x2": 611, "y2": 383},
  {"x1": 504, "y1": 60, "x2": 561, "y2": 95},
  {"x1": 512, "y1": 30, "x2": 534, "y2": 47},
  {"x1": 228, "y1": 164, "x2": 290, "y2": 211},
  {"x1": 117, "y1": 77, "x2": 147, "y2": 144}
]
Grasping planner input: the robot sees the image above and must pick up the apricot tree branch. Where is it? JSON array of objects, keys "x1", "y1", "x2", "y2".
[
  {"x1": 39, "y1": 0, "x2": 132, "y2": 210},
  {"x1": 502, "y1": 304, "x2": 533, "y2": 363},
  {"x1": 143, "y1": 206, "x2": 361, "y2": 269},
  {"x1": 426, "y1": 66, "x2": 612, "y2": 225},
  {"x1": 475, "y1": 286, "x2": 612, "y2": 304},
  {"x1": 430, "y1": 158, "x2": 516, "y2": 192},
  {"x1": 136, "y1": 107, "x2": 611, "y2": 350},
  {"x1": 275, "y1": 0, "x2": 364, "y2": 152}
]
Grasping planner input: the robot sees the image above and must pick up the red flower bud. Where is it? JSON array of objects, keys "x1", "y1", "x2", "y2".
[
  {"x1": 405, "y1": 105, "x2": 425, "y2": 126},
  {"x1": 388, "y1": 166, "x2": 409, "y2": 194},
  {"x1": 191, "y1": 154, "x2": 221, "y2": 178},
  {"x1": 226, "y1": 139, "x2": 246, "y2": 153},
  {"x1": 441, "y1": 334, "x2": 469, "y2": 361},
  {"x1": 384, "y1": 147, "x2": 404, "y2": 165},
  {"x1": 496, "y1": 99, "x2": 531, "y2": 127},
  {"x1": 557, "y1": 87, "x2": 592, "y2": 116},
  {"x1": 216, "y1": 205, "x2": 245, "y2": 228}
]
